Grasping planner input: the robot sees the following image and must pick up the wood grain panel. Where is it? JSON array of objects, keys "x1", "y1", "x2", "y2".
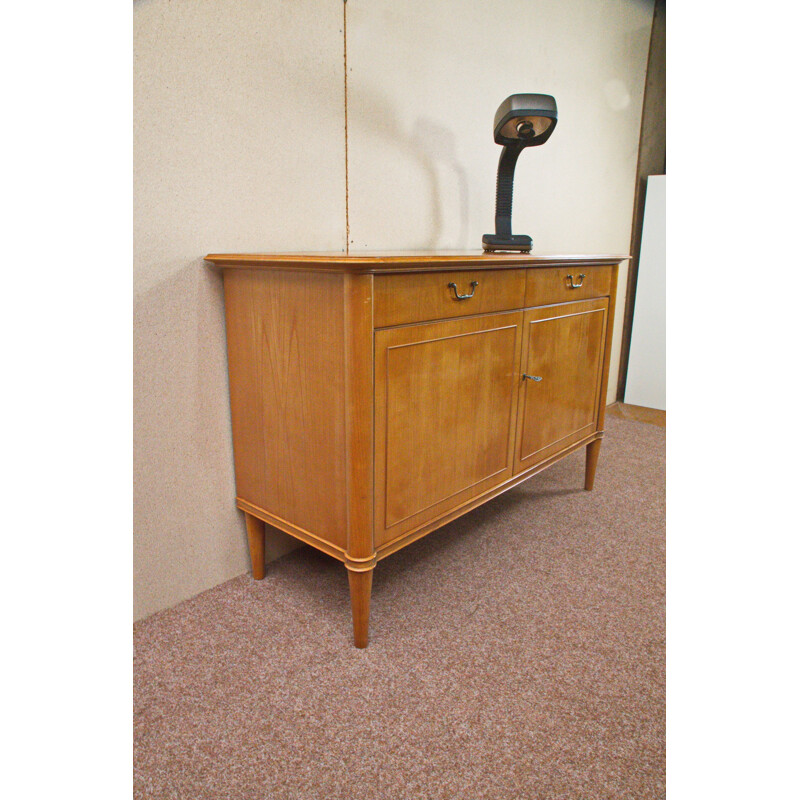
[
  {"x1": 373, "y1": 269, "x2": 525, "y2": 326},
  {"x1": 515, "y1": 299, "x2": 608, "y2": 473},
  {"x1": 524, "y1": 266, "x2": 612, "y2": 307},
  {"x1": 223, "y1": 269, "x2": 348, "y2": 549},
  {"x1": 375, "y1": 312, "x2": 522, "y2": 546}
]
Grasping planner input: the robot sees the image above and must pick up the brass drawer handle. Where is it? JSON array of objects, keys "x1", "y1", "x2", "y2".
[
  {"x1": 522, "y1": 374, "x2": 543, "y2": 382},
  {"x1": 566, "y1": 273, "x2": 586, "y2": 289},
  {"x1": 448, "y1": 280, "x2": 478, "y2": 300}
]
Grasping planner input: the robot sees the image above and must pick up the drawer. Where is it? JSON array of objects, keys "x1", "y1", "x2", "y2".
[
  {"x1": 373, "y1": 268, "x2": 526, "y2": 327},
  {"x1": 525, "y1": 266, "x2": 613, "y2": 307}
]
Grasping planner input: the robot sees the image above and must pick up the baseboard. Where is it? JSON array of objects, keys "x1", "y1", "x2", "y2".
[{"x1": 607, "y1": 401, "x2": 665, "y2": 428}]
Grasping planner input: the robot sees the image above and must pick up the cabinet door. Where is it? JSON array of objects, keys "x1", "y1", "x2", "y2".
[
  {"x1": 514, "y1": 299, "x2": 608, "y2": 473},
  {"x1": 375, "y1": 312, "x2": 523, "y2": 548}
]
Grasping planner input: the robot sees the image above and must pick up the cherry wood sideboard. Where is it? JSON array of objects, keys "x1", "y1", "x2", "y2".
[{"x1": 205, "y1": 252, "x2": 625, "y2": 647}]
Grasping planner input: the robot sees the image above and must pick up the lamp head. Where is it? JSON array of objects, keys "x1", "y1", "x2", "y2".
[{"x1": 492, "y1": 93, "x2": 558, "y2": 147}]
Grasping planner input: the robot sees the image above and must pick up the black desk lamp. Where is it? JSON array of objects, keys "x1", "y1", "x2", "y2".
[{"x1": 482, "y1": 93, "x2": 558, "y2": 253}]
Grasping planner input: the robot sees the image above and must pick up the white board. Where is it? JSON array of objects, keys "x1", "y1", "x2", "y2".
[{"x1": 624, "y1": 175, "x2": 666, "y2": 410}]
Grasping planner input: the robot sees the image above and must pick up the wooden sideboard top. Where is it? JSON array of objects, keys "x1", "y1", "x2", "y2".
[{"x1": 205, "y1": 251, "x2": 629, "y2": 274}]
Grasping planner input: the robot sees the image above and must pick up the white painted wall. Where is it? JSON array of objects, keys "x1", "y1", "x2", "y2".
[
  {"x1": 134, "y1": 0, "x2": 655, "y2": 620},
  {"x1": 625, "y1": 175, "x2": 666, "y2": 410}
]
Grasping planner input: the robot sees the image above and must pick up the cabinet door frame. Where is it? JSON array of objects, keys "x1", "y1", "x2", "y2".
[
  {"x1": 374, "y1": 310, "x2": 523, "y2": 548},
  {"x1": 513, "y1": 298, "x2": 609, "y2": 474}
]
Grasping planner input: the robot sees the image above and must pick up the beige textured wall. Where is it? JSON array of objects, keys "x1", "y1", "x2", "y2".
[
  {"x1": 133, "y1": 0, "x2": 345, "y2": 621},
  {"x1": 134, "y1": 0, "x2": 654, "y2": 621}
]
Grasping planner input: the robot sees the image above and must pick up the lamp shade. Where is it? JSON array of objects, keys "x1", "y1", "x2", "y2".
[{"x1": 492, "y1": 94, "x2": 558, "y2": 147}]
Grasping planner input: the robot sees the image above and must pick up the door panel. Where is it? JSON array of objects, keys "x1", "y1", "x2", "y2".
[
  {"x1": 515, "y1": 299, "x2": 608, "y2": 473},
  {"x1": 375, "y1": 312, "x2": 523, "y2": 547}
]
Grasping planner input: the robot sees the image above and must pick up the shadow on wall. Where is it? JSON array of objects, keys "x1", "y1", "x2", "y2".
[
  {"x1": 349, "y1": 82, "x2": 470, "y2": 249},
  {"x1": 133, "y1": 261, "x2": 297, "y2": 620},
  {"x1": 411, "y1": 118, "x2": 470, "y2": 248}
]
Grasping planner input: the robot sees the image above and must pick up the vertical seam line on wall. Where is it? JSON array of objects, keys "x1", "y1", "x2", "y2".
[{"x1": 343, "y1": 0, "x2": 350, "y2": 254}]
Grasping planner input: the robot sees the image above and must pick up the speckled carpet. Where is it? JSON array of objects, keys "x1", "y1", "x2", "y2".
[{"x1": 134, "y1": 415, "x2": 665, "y2": 799}]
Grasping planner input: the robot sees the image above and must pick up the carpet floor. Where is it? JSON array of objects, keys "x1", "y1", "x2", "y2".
[{"x1": 134, "y1": 415, "x2": 665, "y2": 799}]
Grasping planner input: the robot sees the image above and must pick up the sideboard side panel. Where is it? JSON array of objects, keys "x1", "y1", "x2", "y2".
[{"x1": 223, "y1": 269, "x2": 348, "y2": 550}]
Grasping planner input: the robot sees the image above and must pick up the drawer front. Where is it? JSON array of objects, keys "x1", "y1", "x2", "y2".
[
  {"x1": 525, "y1": 266, "x2": 613, "y2": 307},
  {"x1": 373, "y1": 269, "x2": 526, "y2": 327}
]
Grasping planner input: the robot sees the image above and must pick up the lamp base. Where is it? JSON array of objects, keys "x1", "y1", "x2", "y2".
[{"x1": 482, "y1": 233, "x2": 532, "y2": 253}]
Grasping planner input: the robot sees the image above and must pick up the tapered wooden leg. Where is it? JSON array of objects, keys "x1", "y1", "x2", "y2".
[
  {"x1": 585, "y1": 439, "x2": 602, "y2": 491},
  {"x1": 347, "y1": 567, "x2": 373, "y2": 648},
  {"x1": 244, "y1": 513, "x2": 266, "y2": 580}
]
